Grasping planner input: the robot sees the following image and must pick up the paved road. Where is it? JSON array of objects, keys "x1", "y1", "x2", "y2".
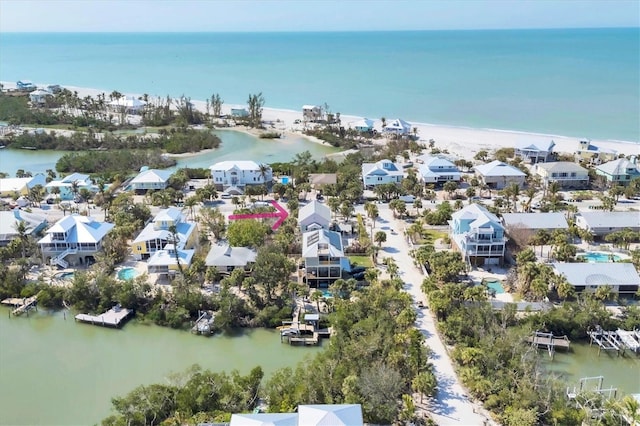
[{"x1": 372, "y1": 205, "x2": 495, "y2": 426}]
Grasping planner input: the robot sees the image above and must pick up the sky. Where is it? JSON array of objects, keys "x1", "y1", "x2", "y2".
[{"x1": 1, "y1": 0, "x2": 638, "y2": 32}]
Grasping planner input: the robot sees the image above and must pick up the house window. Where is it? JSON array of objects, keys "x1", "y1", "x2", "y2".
[
  {"x1": 551, "y1": 173, "x2": 558, "y2": 177},
  {"x1": 570, "y1": 172, "x2": 576, "y2": 177},
  {"x1": 377, "y1": 177, "x2": 383, "y2": 181},
  {"x1": 137, "y1": 245, "x2": 142, "y2": 251},
  {"x1": 559, "y1": 173, "x2": 568, "y2": 178}
]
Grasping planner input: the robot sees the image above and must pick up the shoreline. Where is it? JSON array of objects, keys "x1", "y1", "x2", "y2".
[{"x1": 2, "y1": 81, "x2": 638, "y2": 161}]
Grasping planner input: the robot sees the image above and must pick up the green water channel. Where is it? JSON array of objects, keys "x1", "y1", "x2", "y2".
[{"x1": 0, "y1": 310, "x2": 321, "y2": 425}]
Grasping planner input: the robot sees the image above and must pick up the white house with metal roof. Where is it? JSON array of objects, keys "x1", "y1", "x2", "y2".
[
  {"x1": 0, "y1": 210, "x2": 48, "y2": 247},
  {"x1": 205, "y1": 243, "x2": 257, "y2": 273},
  {"x1": 29, "y1": 88, "x2": 53, "y2": 105},
  {"x1": 129, "y1": 169, "x2": 173, "y2": 192},
  {"x1": 229, "y1": 404, "x2": 363, "y2": 426},
  {"x1": 209, "y1": 160, "x2": 272, "y2": 193},
  {"x1": 551, "y1": 263, "x2": 640, "y2": 295},
  {"x1": 352, "y1": 118, "x2": 374, "y2": 132},
  {"x1": 383, "y1": 118, "x2": 411, "y2": 135},
  {"x1": 416, "y1": 155, "x2": 461, "y2": 185},
  {"x1": 575, "y1": 211, "x2": 640, "y2": 237},
  {"x1": 514, "y1": 140, "x2": 555, "y2": 164},
  {"x1": 302, "y1": 229, "x2": 349, "y2": 287},
  {"x1": 131, "y1": 207, "x2": 197, "y2": 260},
  {"x1": 595, "y1": 157, "x2": 640, "y2": 186},
  {"x1": 534, "y1": 161, "x2": 589, "y2": 189},
  {"x1": 449, "y1": 204, "x2": 506, "y2": 266},
  {"x1": 502, "y1": 213, "x2": 569, "y2": 232},
  {"x1": 45, "y1": 173, "x2": 97, "y2": 201},
  {"x1": 361, "y1": 159, "x2": 403, "y2": 188},
  {"x1": 298, "y1": 200, "x2": 331, "y2": 232},
  {"x1": 474, "y1": 160, "x2": 526, "y2": 189},
  {"x1": 146, "y1": 244, "x2": 195, "y2": 275},
  {"x1": 0, "y1": 174, "x2": 47, "y2": 197},
  {"x1": 38, "y1": 214, "x2": 114, "y2": 268}
]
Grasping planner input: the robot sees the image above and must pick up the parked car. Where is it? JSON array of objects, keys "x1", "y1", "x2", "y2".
[
  {"x1": 417, "y1": 301, "x2": 425, "y2": 308},
  {"x1": 220, "y1": 192, "x2": 232, "y2": 199}
]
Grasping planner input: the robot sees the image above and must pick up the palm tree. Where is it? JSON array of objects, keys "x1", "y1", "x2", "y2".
[
  {"x1": 13, "y1": 220, "x2": 31, "y2": 259},
  {"x1": 183, "y1": 196, "x2": 199, "y2": 221},
  {"x1": 310, "y1": 290, "x2": 323, "y2": 313},
  {"x1": 167, "y1": 225, "x2": 184, "y2": 275},
  {"x1": 364, "y1": 202, "x2": 379, "y2": 238},
  {"x1": 374, "y1": 230, "x2": 387, "y2": 247}
]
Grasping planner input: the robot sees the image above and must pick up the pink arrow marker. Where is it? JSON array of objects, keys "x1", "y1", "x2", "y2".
[{"x1": 228, "y1": 200, "x2": 289, "y2": 230}]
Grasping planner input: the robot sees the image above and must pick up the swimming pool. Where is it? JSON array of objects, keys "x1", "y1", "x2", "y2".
[
  {"x1": 55, "y1": 272, "x2": 74, "y2": 280},
  {"x1": 117, "y1": 267, "x2": 139, "y2": 281},
  {"x1": 578, "y1": 252, "x2": 621, "y2": 263},
  {"x1": 479, "y1": 279, "x2": 505, "y2": 294},
  {"x1": 321, "y1": 289, "x2": 333, "y2": 298}
]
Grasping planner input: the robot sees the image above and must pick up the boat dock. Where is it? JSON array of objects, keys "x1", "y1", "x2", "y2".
[
  {"x1": 1, "y1": 296, "x2": 38, "y2": 316},
  {"x1": 280, "y1": 307, "x2": 332, "y2": 346},
  {"x1": 192, "y1": 311, "x2": 215, "y2": 335},
  {"x1": 75, "y1": 305, "x2": 132, "y2": 328},
  {"x1": 588, "y1": 326, "x2": 640, "y2": 356},
  {"x1": 527, "y1": 331, "x2": 570, "y2": 358}
]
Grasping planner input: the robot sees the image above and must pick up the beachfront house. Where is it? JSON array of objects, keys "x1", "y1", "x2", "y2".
[
  {"x1": 131, "y1": 207, "x2": 197, "y2": 260},
  {"x1": 416, "y1": 155, "x2": 461, "y2": 185},
  {"x1": 474, "y1": 160, "x2": 526, "y2": 190},
  {"x1": 230, "y1": 404, "x2": 363, "y2": 426},
  {"x1": 551, "y1": 263, "x2": 640, "y2": 296},
  {"x1": 383, "y1": 118, "x2": 411, "y2": 136},
  {"x1": 129, "y1": 168, "x2": 173, "y2": 192},
  {"x1": 230, "y1": 108, "x2": 249, "y2": 118},
  {"x1": 535, "y1": 162, "x2": 589, "y2": 189},
  {"x1": 514, "y1": 140, "x2": 556, "y2": 164},
  {"x1": 449, "y1": 204, "x2": 506, "y2": 266},
  {"x1": 352, "y1": 118, "x2": 374, "y2": 133},
  {"x1": 501, "y1": 212, "x2": 568, "y2": 243},
  {"x1": 45, "y1": 173, "x2": 98, "y2": 201},
  {"x1": 209, "y1": 160, "x2": 273, "y2": 194},
  {"x1": 302, "y1": 105, "x2": 322, "y2": 122},
  {"x1": 575, "y1": 211, "x2": 640, "y2": 238},
  {"x1": 29, "y1": 89, "x2": 53, "y2": 106},
  {"x1": 205, "y1": 243, "x2": 257, "y2": 274},
  {"x1": 302, "y1": 229, "x2": 349, "y2": 288},
  {"x1": 16, "y1": 80, "x2": 36, "y2": 92},
  {"x1": 146, "y1": 244, "x2": 195, "y2": 275},
  {"x1": 38, "y1": 214, "x2": 114, "y2": 268},
  {"x1": 108, "y1": 96, "x2": 146, "y2": 114},
  {"x1": 595, "y1": 157, "x2": 640, "y2": 186},
  {"x1": 0, "y1": 210, "x2": 48, "y2": 247},
  {"x1": 298, "y1": 200, "x2": 331, "y2": 232},
  {"x1": 575, "y1": 139, "x2": 618, "y2": 165},
  {"x1": 361, "y1": 159, "x2": 404, "y2": 189},
  {"x1": 0, "y1": 174, "x2": 46, "y2": 197}
]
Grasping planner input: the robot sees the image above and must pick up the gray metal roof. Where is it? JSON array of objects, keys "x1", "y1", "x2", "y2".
[
  {"x1": 502, "y1": 213, "x2": 568, "y2": 230},
  {"x1": 577, "y1": 211, "x2": 640, "y2": 229},
  {"x1": 474, "y1": 160, "x2": 526, "y2": 177},
  {"x1": 205, "y1": 244, "x2": 257, "y2": 267},
  {"x1": 551, "y1": 263, "x2": 640, "y2": 287}
]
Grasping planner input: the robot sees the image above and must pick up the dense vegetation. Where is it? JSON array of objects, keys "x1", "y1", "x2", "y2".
[{"x1": 56, "y1": 150, "x2": 176, "y2": 174}]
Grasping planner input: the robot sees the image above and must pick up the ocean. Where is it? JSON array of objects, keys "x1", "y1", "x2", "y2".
[{"x1": 0, "y1": 28, "x2": 638, "y2": 141}]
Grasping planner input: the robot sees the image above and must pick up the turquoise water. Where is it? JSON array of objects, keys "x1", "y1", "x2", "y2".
[
  {"x1": 117, "y1": 267, "x2": 139, "y2": 281},
  {"x1": 1, "y1": 29, "x2": 638, "y2": 141},
  {"x1": 54, "y1": 271, "x2": 74, "y2": 280},
  {"x1": 480, "y1": 279, "x2": 505, "y2": 294},
  {"x1": 321, "y1": 289, "x2": 333, "y2": 299},
  {"x1": 578, "y1": 252, "x2": 622, "y2": 263}
]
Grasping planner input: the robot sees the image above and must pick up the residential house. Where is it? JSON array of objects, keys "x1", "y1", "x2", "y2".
[
  {"x1": 576, "y1": 139, "x2": 618, "y2": 165},
  {"x1": 361, "y1": 159, "x2": 403, "y2": 188},
  {"x1": 146, "y1": 244, "x2": 195, "y2": 275},
  {"x1": 129, "y1": 168, "x2": 173, "y2": 192},
  {"x1": 535, "y1": 162, "x2": 589, "y2": 189},
  {"x1": 38, "y1": 214, "x2": 114, "y2": 268},
  {"x1": 29, "y1": 89, "x2": 53, "y2": 105},
  {"x1": 575, "y1": 211, "x2": 640, "y2": 237},
  {"x1": 302, "y1": 229, "x2": 350, "y2": 288},
  {"x1": 131, "y1": 207, "x2": 197, "y2": 260},
  {"x1": 501, "y1": 212, "x2": 568, "y2": 242},
  {"x1": 416, "y1": 155, "x2": 461, "y2": 185},
  {"x1": 230, "y1": 108, "x2": 249, "y2": 118},
  {"x1": 474, "y1": 160, "x2": 526, "y2": 189},
  {"x1": 205, "y1": 243, "x2": 257, "y2": 273},
  {"x1": 45, "y1": 173, "x2": 97, "y2": 201},
  {"x1": 383, "y1": 118, "x2": 411, "y2": 136},
  {"x1": 298, "y1": 200, "x2": 331, "y2": 232},
  {"x1": 595, "y1": 157, "x2": 640, "y2": 186},
  {"x1": 0, "y1": 174, "x2": 46, "y2": 197},
  {"x1": 0, "y1": 210, "x2": 48, "y2": 247},
  {"x1": 352, "y1": 118, "x2": 374, "y2": 132},
  {"x1": 551, "y1": 263, "x2": 640, "y2": 296},
  {"x1": 302, "y1": 105, "x2": 322, "y2": 122},
  {"x1": 449, "y1": 204, "x2": 506, "y2": 266},
  {"x1": 209, "y1": 161, "x2": 273, "y2": 194},
  {"x1": 229, "y1": 404, "x2": 363, "y2": 426},
  {"x1": 108, "y1": 96, "x2": 146, "y2": 114},
  {"x1": 514, "y1": 140, "x2": 556, "y2": 164},
  {"x1": 16, "y1": 80, "x2": 36, "y2": 92}
]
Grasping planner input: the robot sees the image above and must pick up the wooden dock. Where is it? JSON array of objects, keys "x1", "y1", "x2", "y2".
[
  {"x1": 588, "y1": 326, "x2": 640, "y2": 356},
  {"x1": 75, "y1": 305, "x2": 132, "y2": 328},
  {"x1": 527, "y1": 331, "x2": 570, "y2": 358},
  {"x1": 192, "y1": 311, "x2": 215, "y2": 335},
  {"x1": 1, "y1": 296, "x2": 38, "y2": 316}
]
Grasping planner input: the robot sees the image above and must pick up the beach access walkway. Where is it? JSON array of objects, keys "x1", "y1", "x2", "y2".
[{"x1": 375, "y1": 205, "x2": 496, "y2": 426}]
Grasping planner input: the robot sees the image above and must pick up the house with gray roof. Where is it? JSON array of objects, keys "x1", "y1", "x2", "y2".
[
  {"x1": 575, "y1": 211, "x2": 640, "y2": 237},
  {"x1": 205, "y1": 243, "x2": 257, "y2": 273},
  {"x1": 0, "y1": 210, "x2": 48, "y2": 247},
  {"x1": 514, "y1": 140, "x2": 555, "y2": 164},
  {"x1": 416, "y1": 155, "x2": 461, "y2": 185},
  {"x1": 502, "y1": 213, "x2": 569, "y2": 233},
  {"x1": 474, "y1": 160, "x2": 526, "y2": 190},
  {"x1": 361, "y1": 159, "x2": 403, "y2": 189},
  {"x1": 130, "y1": 169, "x2": 173, "y2": 192},
  {"x1": 595, "y1": 157, "x2": 640, "y2": 187},
  {"x1": 551, "y1": 263, "x2": 640, "y2": 295},
  {"x1": 449, "y1": 204, "x2": 506, "y2": 266},
  {"x1": 298, "y1": 200, "x2": 331, "y2": 232},
  {"x1": 302, "y1": 229, "x2": 349, "y2": 288},
  {"x1": 535, "y1": 161, "x2": 589, "y2": 189}
]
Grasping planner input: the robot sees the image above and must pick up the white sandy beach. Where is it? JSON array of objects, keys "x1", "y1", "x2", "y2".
[{"x1": 3, "y1": 81, "x2": 638, "y2": 161}]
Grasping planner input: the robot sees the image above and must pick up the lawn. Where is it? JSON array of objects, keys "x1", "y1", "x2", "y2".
[
  {"x1": 415, "y1": 229, "x2": 447, "y2": 245},
  {"x1": 348, "y1": 255, "x2": 374, "y2": 268}
]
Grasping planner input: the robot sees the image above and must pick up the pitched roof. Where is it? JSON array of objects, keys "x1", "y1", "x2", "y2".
[
  {"x1": 130, "y1": 169, "x2": 172, "y2": 184},
  {"x1": 452, "y1": 203, "x2": 502, "y2": 226},
  {"x1": 383, "y1": 118, "x2": 411, "y2": 133},
  {"x1": 297, "y1": 404, "x2": 364, "y2": 426},
  {"x1": 352, "y1": 118, "x2": 374, "y2": 129},
  {"x1": 502, "y1": 213, "x2": 569, "y2": 230},
  {"x1": 417, "y1": 155, "x2": 459, "y2": 170},
  {"x1": 154, "y1": 207, "x2": 183, "y2": 223},
  {"x1": 551, "y1": 263, "x2": 640, "y2": 287},
  {"x1": 0, "y1": 210, "x2": 47, "y2": 241},
  {"x1": 596, "y1": 158, "x2": 640, "y2": 176},
  {"x1": 536, "y1": 161, "x2": 588, "y2": 174},
  {"x1": 0, "y1": 174, "x2": 46, "y2": 192},
  {"x1": 39, "y1": 214, "x2": 114, "y2": 244},
  {"x1": 205, "y1": 244, "x2": 257, "y2": 267},
  {"x1": 229, "y1": 412, "x2": 298, "y2": 426},
  {"x1": 474, "y1": 160, "x2": 526, "y2": 177},
  {"x1": 298, "y1": 200, "x2": 331, "y2": 223},
  {"x1": 302, "y1": 229, "x2": 344, "y2": 258},
  {"x1": 132, "y1": 219, "x2": 195, "y2": 249},
  {"x1": 577, "y1": 211, "x2": 640, "y2": 229},
  {"x1": 147, "y1": 247, "x2": 194, "y2": 267},
  {"x1": 209, "y1": 161, "x2": 269, "y2": 171},
  {"x1": 516, "y1": 140, "x2": 555, "y2": 152},
  {"x1": 361, "y1": 160, "x2": 403, "y2": 177}
]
